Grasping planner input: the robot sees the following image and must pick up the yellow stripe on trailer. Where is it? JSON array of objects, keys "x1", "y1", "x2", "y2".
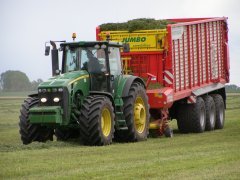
[{"x1": 98, "y1": 29, "x2": 167, "y2": 52}]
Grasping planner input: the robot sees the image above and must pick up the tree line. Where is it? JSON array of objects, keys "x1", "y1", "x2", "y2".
[
  {"x1": 0, "y1": 70, "x2": 43, "y2": 92},
  {"x1": 0, "y1": 70, "x2": 239, "y2": 93},
  {"x1": 225, "y1": 84, "x2": 240, "y2": 93}
]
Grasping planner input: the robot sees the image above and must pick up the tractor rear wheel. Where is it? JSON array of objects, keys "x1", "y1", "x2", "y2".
[
  {"x1": 203, "y1": 95, "x2": 216, "y2": 131},
  {"x1": 19, "y1": 97, "x2": 53, "y2": 145},
  {"x1": 211, "y1": 94, "x2": 225, "y2": 129},
  {"x1": 79, "y1": 96, "x2": 115, "y2": 146},
  {"x1": 116, "y1": 82, "x2": 149, "y2": 142}
]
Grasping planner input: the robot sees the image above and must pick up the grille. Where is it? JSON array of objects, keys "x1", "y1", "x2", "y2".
[
  {"x1": 37, "y1": 87, "x2": 69, "y2": 121},
  {"x1": 38, "y1": 91, "x2": 63, "y2": 107}
]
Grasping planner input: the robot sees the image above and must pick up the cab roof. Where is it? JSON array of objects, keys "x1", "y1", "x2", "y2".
[{"x1": 60, "y1": 41, "x2": 122, "y2": 47}]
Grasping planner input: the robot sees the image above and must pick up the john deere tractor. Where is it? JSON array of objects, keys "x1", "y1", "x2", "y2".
[{"x1": 19, "y1": 38, "x2": 149, "y2": 146}]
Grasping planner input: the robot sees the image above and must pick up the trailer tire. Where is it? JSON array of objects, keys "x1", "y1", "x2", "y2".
[
  {"x1": 176, "y1": 104, "x2": 191, "y2": 133},
  {"x1": 203, "y1": 95, "x2": 216, "y2": 131},
  {"x1": 211, "y1": 94, "x2": 225, "y2": 129},
  {"x1": 19, "y1": 97, "x2": 53, "y2": 145},
  {"x1": 79, "y1": 96, "x2": 115, "y2": 146},
  {"x1": 164, "y1": 126, "x2": 173, "y2": 138},
  {"x1": 116, "y1": 82, "x2": 149, "y2": 142},
  {"x1": 189, "y1": 97, "x2": 206, "y2": 133}
]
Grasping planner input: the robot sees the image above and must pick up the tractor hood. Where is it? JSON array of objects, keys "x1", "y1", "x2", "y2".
[{"x1": 39, "y1": 71, "x2": 89, "y2": 88}]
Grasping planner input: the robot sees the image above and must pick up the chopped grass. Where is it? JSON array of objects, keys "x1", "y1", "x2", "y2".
[{"x1": 100, "y1": 18, "x2": 174, "y2": 32}]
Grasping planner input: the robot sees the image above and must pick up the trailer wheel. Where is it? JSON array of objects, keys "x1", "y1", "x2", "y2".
[
  {"x1": 19, "y1": 97, "x2": 53, "y2": 145},
  {"x1": 189, "y1": 97, "x2": 206, "y2": 133},
  {"x1": 164, "y1": 126, "x2": 173, "y2": 138},
  {"x1": 117, "y1": 82, "x2": 149, "y2": 142},
  {"x1": 211, "y1": 94, "x2": 225, "y2": 129},
  {"x1": 79, "y1": 96, "x2": 115, "y2": 146},
  {"x1": 55, "y1": 128, "x2": 79, "y2": 141},
  {"x1": 176, "y1": 104, "x2": 191, "y2": 133},
  {"x1": 203, "y1": 95, "x2": 216, "y2": 131}
]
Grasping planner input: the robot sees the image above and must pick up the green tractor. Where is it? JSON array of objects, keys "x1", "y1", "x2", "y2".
[{"x1": 19, "y1": 38, "x2": 150, "y2": 146}]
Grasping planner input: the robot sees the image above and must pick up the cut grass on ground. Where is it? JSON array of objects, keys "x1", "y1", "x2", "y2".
[{"x1": 0, "y1": 94, "x2": 239, "y2": 179}]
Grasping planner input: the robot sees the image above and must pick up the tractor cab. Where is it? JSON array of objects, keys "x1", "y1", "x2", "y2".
[{"x1": 59, "y1": 41, "x2": 122, "y2": 93}]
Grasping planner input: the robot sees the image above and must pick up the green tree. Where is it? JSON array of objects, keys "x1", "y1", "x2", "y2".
[
  {"x1": 31, "y1": 79, "x2": 43, "y2": 91},
  {"x1": 226, "y1": 84, "x2": 240, "y2": 93},
  {"x1": 0, "y1": 70, "x2": 32, "y2": 92}
]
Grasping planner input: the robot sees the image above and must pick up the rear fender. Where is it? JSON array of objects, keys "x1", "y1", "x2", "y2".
[{"x1": 120, "y1": 76, "x2": 145, "y2": 97}]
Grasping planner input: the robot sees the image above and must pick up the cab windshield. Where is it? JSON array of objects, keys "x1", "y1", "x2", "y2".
[{"x1": 64, "y1": 46, "x2": 106, "y2": 73}]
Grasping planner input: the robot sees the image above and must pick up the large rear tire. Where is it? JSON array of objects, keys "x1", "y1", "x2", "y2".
[
  {"x1": 115, "y1": 82, "x2": 149, "y2": 142},
  {"x1": 211, "y1": 94, "x2": 225, "y2": 129},
  {"x1": 176, "y1": 104, "x2": 191, "y2": 133},
  {"x1": 177, "y1": 97, "x2": 206, "y2": 133},
  {"x1": 19, "y1": 97, "x2": 53, "y2": 145},
  {"x1": 79, "y1": 96, "x2": 115, "y2": 146},
  {"x1": 189, "y1": 97, "x2": 206, "y2": 133},
  {"x1": 203, "y1": 95, "x2": 216, "y2": 131}
]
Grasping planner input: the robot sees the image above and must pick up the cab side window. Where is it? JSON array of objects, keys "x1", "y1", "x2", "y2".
[{"x1": 109, "y1": 47, "x2": 122, "y2": 76}]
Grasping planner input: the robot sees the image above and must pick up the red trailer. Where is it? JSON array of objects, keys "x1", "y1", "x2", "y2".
[{"x1": 97, "y1": 17, "x2": 229, "y2": 136}]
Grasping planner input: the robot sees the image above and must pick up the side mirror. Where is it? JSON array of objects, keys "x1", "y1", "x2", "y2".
[{"x1": 45, "y1": 46, "x2": 50, "y2": 56}]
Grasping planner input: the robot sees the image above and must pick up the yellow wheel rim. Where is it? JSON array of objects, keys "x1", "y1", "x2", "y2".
[
  {"x1": 101, "y1": 108, "x2": 112, "y2": 137},
  {"x1": 134, "y1": 96, "x2": 146, "y2": 134}
]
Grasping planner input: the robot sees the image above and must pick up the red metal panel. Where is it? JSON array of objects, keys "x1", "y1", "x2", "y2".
[
  {"x1": 167, "y1": 18, "x2": 212, "y2": 23},
  {"x1": 178, "y1": 39, "x2": 181, "y2": 91},
  {"x1": 196, "y1": 24, "x2": 200, "y2": 86},
  {"x1": 121, "y1": 52, "x2": 164, "y2": 84},
  {"x1": 187, "y1": 26, "x2": 192, "y2": 88},
  {"x1": 208, "y1": 22, "x2": 212, "y2": 81},
  {"x1": 167, "y1": 17, "x2": 228, "y2": 102},
  {"x1": 96, "y1": 26, "x2": 101, "y2": 41},
  {"x1": 165, "y1": 25, "x2": 174, "y2": 89},
  {"x1": 182, "y1": 29, "x2": 186, "y2": 90},
  {"x1": 169, "y1": 17, "x2": 227, "y2": 27},
  {"x1": 147, "y1": 88, "x2": 174, "y2": 108},
  {"x1": 204, "y1": 23, "x2": 209, "y2": 83}
]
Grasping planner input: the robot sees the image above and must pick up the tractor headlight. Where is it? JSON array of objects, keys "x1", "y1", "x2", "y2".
[
  {"x1": 41, "y1": 98, "x2": 47, "y2": 103},
  {"x1": 53, "y1": 97, "x2": 60, "y2": 103}
]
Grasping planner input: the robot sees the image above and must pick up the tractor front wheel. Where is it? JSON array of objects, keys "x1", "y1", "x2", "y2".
[{"x1": 19, "y1": 97, "x2": 53, "y2": 145}]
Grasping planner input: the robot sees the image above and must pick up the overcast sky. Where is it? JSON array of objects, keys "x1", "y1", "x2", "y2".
[{"x1": 0, "y1": 0, "x2": 239, "y2": 85}]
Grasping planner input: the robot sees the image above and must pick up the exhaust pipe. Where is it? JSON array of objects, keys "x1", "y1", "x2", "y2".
[{"x1": 50, "y1": 41, "x2": 59, "y2": 76}]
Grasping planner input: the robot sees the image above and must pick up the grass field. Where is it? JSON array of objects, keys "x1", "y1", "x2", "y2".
[{"x1": 0, "y1": 94, "x2": 240, "y2": 179}]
